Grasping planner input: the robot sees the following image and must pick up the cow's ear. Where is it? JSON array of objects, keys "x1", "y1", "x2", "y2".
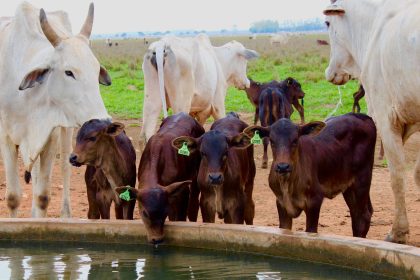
[
  {"x1": 243, "y1": 125, "x2": 270, "y2": 139},
  {"x1": 165, "y1": 180, "x2": 191, "y2": 195},
  {"x1": 299, "y1": 121, "x2": 326, "y2": 136},
  {"x1": 99, "y1": 66, "x2": 112, "y2": 86},
  {"x1": 323, "y1": 4, "x2": 345, "y2": 16},
  {"x1": 106, "y1": 122, "x2": 125, "y2": 136},
  {"x1": 241, "y1": 49, "x2": 259, "y2": 60},
  {"x1": 19, "y1": 68, "x2": 51, "y2": 90},
  {"x1": 115, "y1": 186, "x2": 139, "y2": 200},
  {"x1": 172, "y1": 136, "x2": 200, "y2": 154},
  {"x1": 230, "y1": 133, "x2": 252, "y2": 149},
  {"x1": 286, "y1": 77, "x2": 293, "y2": 86},
  {"x1": 165, "y1": 180, "x2": 191, "y2": 202}
]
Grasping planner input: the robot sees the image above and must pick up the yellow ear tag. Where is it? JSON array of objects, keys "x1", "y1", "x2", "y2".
[
  {"x1": 251, "y1": 131, "x2": 262, "y2": 145},
  {"x1": 178, "y1": 142, "x2": 190, "y2": 156},
  {"x1": 119, "y1": 188, "x2": 133, "y2": 201}
]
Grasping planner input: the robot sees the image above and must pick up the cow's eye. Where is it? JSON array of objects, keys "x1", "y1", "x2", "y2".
[
  {"x1": 65, "y1": 70, "x2": 75, "y2": 79},
  {"x1": 325, "y1": 21, "x2": 330, "y2": 28},
  {"x1": 87, "y1": 136, "x2": 96, "y2": 142}
]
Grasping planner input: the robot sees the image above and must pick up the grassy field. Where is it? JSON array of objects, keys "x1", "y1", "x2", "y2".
[{"x1": 92, "y1": 33, "x2": 365, "y2": 122}]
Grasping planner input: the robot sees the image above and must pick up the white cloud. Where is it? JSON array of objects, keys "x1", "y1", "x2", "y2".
[{"x1": 1, "y1": 0, "x2": 331, "y2": 34}]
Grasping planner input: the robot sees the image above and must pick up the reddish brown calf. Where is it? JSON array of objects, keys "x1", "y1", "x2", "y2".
[
  {"x1": 258, "y1": 87, "x2": 293, "y2": 169},
  {"x1": 117, "y1": 112, "x2": 204, "y2": 244},
  {"x1": 244, "y1": 113, "x2": 376, "y2": 237},
  {"x1": 245, "y1": 77, "x2": 305, "y2": 124},
  {"x1": 173, "y1": 113, "x2": 256, "y2": 224},
  {"x1": 70, "y1": 119, "x2": 136, "y2": 220}
]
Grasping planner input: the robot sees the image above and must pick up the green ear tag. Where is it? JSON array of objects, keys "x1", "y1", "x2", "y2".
[
  {"x1": 251, "y1": 131, "x2": 262, "y2": 145},
  {"x1": 119, "y1": 189, "x2": 132, "y2": 201},
  {"x1": 178, "y1": 142, "x2": 190, "y2": 156}
]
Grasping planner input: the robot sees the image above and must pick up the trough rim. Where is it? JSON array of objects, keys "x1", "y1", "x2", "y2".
[{"x1": 0, "y1": 218, "x2": 418, "y2": 279}]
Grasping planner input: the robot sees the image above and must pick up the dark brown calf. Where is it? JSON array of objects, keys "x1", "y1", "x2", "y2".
[
  {"x1": 245, "y1": 77, "x2": 305, "y2": 124},
  {"x1": 117, "y1": 112, "x2": 204, "y2": 244},
  {"x1": 244, "y1": 113, "x2": 376, "y2": 237},
  {"x1": 70, "y1": 119, "x2": 136, "y2": 220},
  {"x1": 259, "y1": 87, "x2": 293, "y2": 169},
  {"x1": 173, "y1": 113, "x2": 256, "y2": 224}
]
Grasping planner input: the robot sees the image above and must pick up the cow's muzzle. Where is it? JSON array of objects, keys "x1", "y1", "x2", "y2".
[
  {"x1": 69, "y1": 154, "x2": 82, "y2": 167},
  {"x1": 208, "y1": 173, "x2": 223, "y2": 185},
  {"x1": 276, "y1": 163, "x2": 292, "y2": 174}
]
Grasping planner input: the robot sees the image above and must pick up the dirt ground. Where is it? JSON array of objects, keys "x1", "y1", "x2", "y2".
[{"x1": 0, "y1": 113, "x2": 419, "y2": 247}]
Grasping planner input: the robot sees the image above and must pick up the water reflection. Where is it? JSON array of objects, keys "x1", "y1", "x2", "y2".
[{"x1": 0, "y1": 241, "x2": 391, "y2": 280}]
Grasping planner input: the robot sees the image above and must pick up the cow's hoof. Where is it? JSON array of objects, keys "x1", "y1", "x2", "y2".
[
  {"x1": 261, "y1": 162, "x2": 268, "y2": 169},
  {"x1": 385, "y1": 231, "x2": 408, "y2": 244}
]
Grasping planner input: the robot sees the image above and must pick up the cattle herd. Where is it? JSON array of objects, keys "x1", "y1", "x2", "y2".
[{"x1": 0, "y1": 0, "x2": 419, "y2": 246}]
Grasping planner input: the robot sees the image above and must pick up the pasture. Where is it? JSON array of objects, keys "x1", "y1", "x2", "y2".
[{"x1": 1, "y1": 34, "x2": 419, "y2": 246}]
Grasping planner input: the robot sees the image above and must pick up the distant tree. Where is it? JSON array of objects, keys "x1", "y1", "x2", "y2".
[{"x1": 249, "y1": 20, "x2": 279, "y2": 33}]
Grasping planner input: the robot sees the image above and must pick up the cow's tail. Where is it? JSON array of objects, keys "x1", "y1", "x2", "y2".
[{"x1": 155, "y1": 43, "x2": 168, "y2": 118}]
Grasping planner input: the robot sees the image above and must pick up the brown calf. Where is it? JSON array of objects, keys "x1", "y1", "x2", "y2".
[
  {"x1": 245, "y1": 77, "x2": 305, "y2": 124},
  {"x1": 70, "y1": 119, "x2": 136, "y2": 220},
  {"x1": 258, "y1": 87, "x2": 293, "y2": 169},
  {"x1": 116, "y1": 112, "x2": 204, "y2": 244},
  {"x1": 244, "y1": 113, "x2": 376, "y2": 237},
  {"x1": 173, "y1": 112, "x2": 256, "y2": 224},
  {"x1": 316, "y1": 39, "x2": 329, "y2": 46}
]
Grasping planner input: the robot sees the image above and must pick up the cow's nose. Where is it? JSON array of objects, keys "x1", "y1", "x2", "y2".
[
  {"x1": 276, "y1": 163, "x2": 291, "y2": 173},
  {"x1": 69, "y1": 154, "x2": 80, "y2": 166},
  {"x1": 208, "y1": 173, "x2": 223, "y2": 185}
]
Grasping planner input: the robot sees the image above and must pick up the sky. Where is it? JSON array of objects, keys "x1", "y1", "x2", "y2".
[{"x1": 0, "y1": 0, "x2": 331, "y2": 34}]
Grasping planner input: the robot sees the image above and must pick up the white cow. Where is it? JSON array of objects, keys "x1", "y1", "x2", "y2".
[
  {"x1": 140, "y1": 34, "x2": 258, "y2": 145},
  {"x1": 0, "y1": 2, "x2": 111, "y2": 217},
  {"x1": 324, "y1": 0, "x2": 420, "y2": 243}
]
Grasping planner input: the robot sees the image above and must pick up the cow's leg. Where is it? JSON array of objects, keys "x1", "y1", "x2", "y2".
[
  {"x1": 125, "y1": 200, "x2": 136, "y2": 220},
  {"x1": 380, "y1": 125, "x2": 409, "y2": 243},
  {"x1": 244, "y1": 165, "x2": 255, "y2": 225},
  {"x1": 211, "y1": 87, "x2": 227, "y2": 121},
  {"x1": 276, "y1": 199, "x2": 292, "y2": 230},
  {"x1": 114, "y1": 202, "x2": 123, "y2": 219},
  {"x1": 305, "y1": 196, "x2": 323, "y2": 233},
  {"x1": 224, "y1": 196, "x2": 245, "y2": 224},
  {"x1": 96, "y1": 190, "x2": 112, "y2": 219},
  {"x1": 200, "y1": 192, "x2": 216, "y2": 223},
  {"x1": 343, "y1": 186, "x2": 373, "y2": 238},
  {"x1": 86, "y1": 184, "x2": 100, "y2": 219},
  {"x1": 414, "y1": 150, "x2": 420, "y2": 193},
  {"x1": 254, "y1": 108, "x2": 259, "y2": 125},
  {"x1": 187, "y1": 179, "x2": 200, "y2": 221},
  {"x1": 59, "y1": 127, "x2": 72, "y2": 218},
  {"x1": 31, "y1": 131, "x2": 59, "y2": 218},
  {"x1": 0, "y1": 136, "x2": 22, "y2": 217},
  {"x1": 262, "y1": 137, "x2": 269, "y2": 169},
  {"x1": 140, "y1": 65, "x2": 162, "y2": 152},
  {"x1": 293, "y1": 100, "x2": 305, "y2": 124},
  {"x1": 195, "y1": 106, "x2": 212, "y2": 125}
]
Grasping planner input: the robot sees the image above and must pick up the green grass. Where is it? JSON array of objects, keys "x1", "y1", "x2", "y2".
[{"x1": 96, "y1": 34, "x2": 366, "y2": 121}]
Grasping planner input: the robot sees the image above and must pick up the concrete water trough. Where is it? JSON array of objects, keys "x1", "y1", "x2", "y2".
[{"x1": 0, "y1": 218, "x2": 419, "y2": 279}]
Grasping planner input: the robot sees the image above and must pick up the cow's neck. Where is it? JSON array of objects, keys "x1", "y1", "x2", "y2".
[
  {"x1": 345, "y1": 0, "x2": 381, "y2": 75},
  {"x1": 96, "y1": 139, "x2": 129, "y2": 189},
  {"x1": 212, "y1": 46, "x2": 233, "y2": 88}
]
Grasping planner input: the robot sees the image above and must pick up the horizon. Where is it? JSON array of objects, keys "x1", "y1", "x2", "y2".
[{"x1": 0, "y1": 0, "x2": 330, "y2": 35}]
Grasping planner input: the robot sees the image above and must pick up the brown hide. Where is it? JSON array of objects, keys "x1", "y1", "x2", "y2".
[
  {"x1": 70, "y1": 120, "x2": 136, "y2": 220},
  {"x1": 137, "y1": 112, "x2": 204, "y2": 243},
  {"x1": 245, "y1": 113, "x2": 376, "y2": 237}
]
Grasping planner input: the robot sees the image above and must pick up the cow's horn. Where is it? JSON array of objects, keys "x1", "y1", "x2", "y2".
[
  {"x1": 40, "y1": 8, "x2": 62, "y2": 47},
  {"x1": 79, "y1": 3, "x2": 94, "y2": 39}
]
